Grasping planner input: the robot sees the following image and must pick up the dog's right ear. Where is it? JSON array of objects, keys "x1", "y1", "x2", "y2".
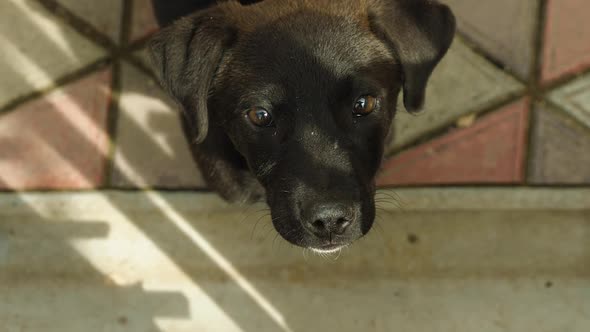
[
  {"x1": 149, "y1": 8, "x2": 236, "y2": 143},
  {"x1": 369, "y1": 0, "x2": 455, "y2": 113}
]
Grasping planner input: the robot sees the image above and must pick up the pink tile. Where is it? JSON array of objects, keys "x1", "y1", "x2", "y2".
[
  {"x1": 0, "y1": 69, "x2": 112, "y2": 190},
  {"x1": 542, "y1": 0, "x2": 590, "y2": 82},
  {"x1": 377, "y1": 99, "x2": 530, "y2": 186},
  {"x1": 130, "y1": 0, "x2": 159, "y2": 42}
]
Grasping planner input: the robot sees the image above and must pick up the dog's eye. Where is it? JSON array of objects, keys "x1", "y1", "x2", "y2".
[
  {"x1": 247, "y1": 107, "x2": 274, "y2": 127},
  {"x1": 353, "y1": 95, "x2": 379, "y2": 117}
]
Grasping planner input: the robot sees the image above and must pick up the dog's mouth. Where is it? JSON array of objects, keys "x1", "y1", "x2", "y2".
[
  {"x1": 310, "y1": 244, "x2": 348, "y2": 254},
  {"x1": 269, "y1": 203, "x2": 368, "y2": 249}
]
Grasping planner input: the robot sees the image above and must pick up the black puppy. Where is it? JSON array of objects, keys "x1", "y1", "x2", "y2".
[{"x1": 149, "y1": 0, "x2": 455, "y2": 253}]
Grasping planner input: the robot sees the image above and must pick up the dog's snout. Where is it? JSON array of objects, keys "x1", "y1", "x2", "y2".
[{"x1": 304, "y1": 203, "x2": 353, "y2": 238}]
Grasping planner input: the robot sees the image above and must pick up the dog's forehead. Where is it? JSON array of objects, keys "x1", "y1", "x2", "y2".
[{"x1": 231, "y1": 11, "x2": 394, "y2": 81}]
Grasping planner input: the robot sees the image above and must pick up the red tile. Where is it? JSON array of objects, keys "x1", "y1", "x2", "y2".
[
  {"x1": 542, "y1": 0, "x2": 590, "y2": 82},
  {"x1": 130, "y1": 0, "x2": 159, "y2": 42},
  {"x1": 377, "y1": 99, "x2": 529, "y2": 186},
  {"x1": 0, "y1": 69, "x2": 112, "y2": 190}
]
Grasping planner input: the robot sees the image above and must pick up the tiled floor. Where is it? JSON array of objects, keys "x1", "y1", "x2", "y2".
[{"x1": 1, "y1": 0, "x2": 590, "y2": 189}]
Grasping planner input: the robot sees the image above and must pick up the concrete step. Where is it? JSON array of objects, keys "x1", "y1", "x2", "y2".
[{"x1": 0, "y1": 189, "x2": 589, "y2": 332}]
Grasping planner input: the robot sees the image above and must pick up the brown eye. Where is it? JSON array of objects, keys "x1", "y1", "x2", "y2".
[
  {"x1": 247, "y1": 107, "x2": 274, "y2": 127},
  {"x1": 353, "y1": 95, "x2": 379, "y2": 117}
]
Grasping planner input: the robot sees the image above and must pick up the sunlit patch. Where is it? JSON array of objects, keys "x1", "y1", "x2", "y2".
[
  {"x1": 145, "y1": 192, "x2": 294, "y2": 332},
  {"x1": 17, "y1": 192, "x2": 261, "y2": 331},
  {"x1": 120, "y1": 93, "x2": 178, "y2": 157},
  {"x1": 9, "y1": 0, "x2": 79, "y2": 62},
  {"x1": 114, "y1": 92, "x2": 180, "y2": 187},
  {"x1": 0, "y1": 35, "x2": 55, "y2": 93}
]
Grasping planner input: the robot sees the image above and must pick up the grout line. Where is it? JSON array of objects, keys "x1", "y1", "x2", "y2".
[
  {"x1": 0, "y1": 45, "x2": 150, "y2": 114},
  {"x1": 530, "y1": 0, "x2": 549, "y2": 90},
  {"x1": 0, "y1": 0, "x2": 148, "y2": 114},
  {"x1": 454, "y1": 31, "x2": 528, "y2": 86},
  {"x1": 0, "y1": 57, "x2": 112, "y2": 115},
  {"x1": 122, "y1": 7, "x2": 159, "y2": 81},
  {"x1": 101, "y1": 0, "x2": 134, "y2": 189},
  {"x1": 102, "y1": 60, "x2": 122, "y2": 188},
  {"x1": 455, "y1": 9, "x2": 588, "y2": 98},
  {"x1": 123, "y1": 36, "x2": 160, "y2": 82},
  {"x1": 532, "y1": 0, "x2": 590, "y2": 91},
  {"x1": 120, "y1": 0, "x2": 134, "y2": 47},
  {"x1": 542, "y1": 98, "x2": 590, "y2": 137},
  {"x1": 36, "y1": 0, "x2": 117, "y2": 52},
  {"x1": 540, "y1": 65, "x2": 590, "y2": 93},
  {"x1": 524, "y1": 0, "x2": 548, "y2": 184},
  {"x1": 524, "y1": 101, "x2": 540, "y2": 183},
  {"x1": 518, "y1": 98, "x2": 533, "y2": 184},
  {"x1": 0, "y1": 187, "x2": 211, "y2": 194}
]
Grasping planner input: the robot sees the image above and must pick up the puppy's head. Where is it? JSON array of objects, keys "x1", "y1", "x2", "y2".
[{"x1": 150, "y1": 0, "x2": 455, "y2": 252}]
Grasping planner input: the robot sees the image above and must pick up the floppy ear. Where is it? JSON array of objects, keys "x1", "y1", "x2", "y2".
[
  {"x1": 149, "y1": 8, "x2": 236, "y2": 143},
  {"x1": 369, "y1": 0, "x2": 456, "y2": 112}
]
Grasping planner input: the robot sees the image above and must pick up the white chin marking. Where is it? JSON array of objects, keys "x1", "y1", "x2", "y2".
[{"x1": 310, "y1": 246, "x2": 344, "y2": 254}]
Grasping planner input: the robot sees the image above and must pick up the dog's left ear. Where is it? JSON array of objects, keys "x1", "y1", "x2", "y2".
[
  {"x1": 369, "y1": 0, "x2": 456, "y2": 112},
  {"x1": 149, "y1": 7, "x2": 236, "y2": 143}
]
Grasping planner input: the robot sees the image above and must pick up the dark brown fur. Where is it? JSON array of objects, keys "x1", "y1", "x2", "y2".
[{"x1": 150, "y1": 0, "x2": 455, "y2": 250}]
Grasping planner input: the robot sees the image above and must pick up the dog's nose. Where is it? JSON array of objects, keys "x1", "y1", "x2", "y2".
[{"x1": 304, "y1": 203, "x2": 353, "y2": 237}]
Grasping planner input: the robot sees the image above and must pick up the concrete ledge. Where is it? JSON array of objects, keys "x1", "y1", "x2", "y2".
[
  {"x1": 377, "y1": 187, "x2": 590, "y2": 210},
  {"x1": 1, "y1": 188, "x2": 588, "y2": 215},
  {"x1": 1, "y1": 188, "x2": 589, "y2": 332}
]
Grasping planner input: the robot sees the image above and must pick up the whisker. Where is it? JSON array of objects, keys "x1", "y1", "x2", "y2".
[
  {"x1": 375, "y1": 198, "x2": 402, "y2": 210},
  {"x1": 238, "y1": 204, "x2": 269, "y2": 225},
  {"x1": 272, "y1": 232, "x2": 282, "y2": 249},
  {"x1": 376, "y1": 190, "x2": 407, "y2": 209},
  {"x1": 250, "y1": 213, "x2": 271, "y2": 240},
  {"x1": 302, "y1": 248, "x2": 310, "y2": 262},
  {"x1": 373, "y1": 219, "x2": 388, "y2": 248},
  {"x1": 262, "y1": 224, "x2": 276, "y2": 242}
]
